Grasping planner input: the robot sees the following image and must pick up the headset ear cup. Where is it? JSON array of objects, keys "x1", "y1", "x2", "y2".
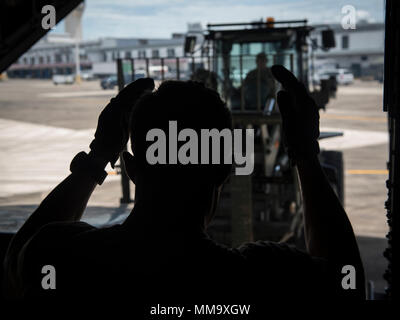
[
  {"x1": 122, "y1": 151, "x2": 137, "y2": 183},
  {"x1": 213, "y1": 164, "x2": 232, "y2": 187},
  {"x1": 205, "y1": 185, "x2": 221, "y2": 227}
]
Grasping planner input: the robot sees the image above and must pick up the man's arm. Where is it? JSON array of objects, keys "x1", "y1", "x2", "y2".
[
  {"x1": 4, "y1": 78, "x2": 154, "y2": 297},
  {"x1": 271, "y1": 65, "x2": 365, "y2": 298},
  {"x1": 297, "y1": 157, "x2": 365, "y2": 299},
  {"x1": 296, "y1": 156, "x2": 361, "y2": 263},
  {"x1": 266, "y1": 68, "x2": 277, "y2": 99},
  {"x1": 296, "y1": 155, "x2": 365, "y2": 298},
  {"x1": 4, "y1": 153, "x2": 106, "y2": 272}
]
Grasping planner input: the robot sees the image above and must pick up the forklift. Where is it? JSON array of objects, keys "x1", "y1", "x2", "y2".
[
  {"x1": 196, "y1": 19, "x2": 343, "y2": 248},
  {"x1": 115, "y1": 19, "x2": 343, "y2": 248}
]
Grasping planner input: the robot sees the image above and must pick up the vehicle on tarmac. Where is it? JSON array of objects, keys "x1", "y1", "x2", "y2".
[
  {"x1": 319, "y1": 68, "x2": 354, "y2": 85},
  {"x1": 149, "y1": 65, "x2": 168, "y2": 80},
  {"x1": 81, "y1": 71, "x2": 95, "y2": 81},
  {"x1": 101, "y1": 72, "x2": 146, "y2": 89},
  {"x1": 52, "y1": 74, "x2": 75, "y2": 85},
  {"x1": 100, "y1": 75, "x2": 117, "y2": 89}
]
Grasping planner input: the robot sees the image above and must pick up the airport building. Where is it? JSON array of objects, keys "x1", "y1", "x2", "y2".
[
  {"x1": 6, "y1": 33, "x2": 187, "y2": 79},
  {"x1": 6, "y1": 17, "x2": 384, "y2": 80},
  {"x1": 311, "y1": 21, "x2": 384, "y2": 79},
  {"x1": 6, "y1": 20, "x2": 205, "y2": 80}
]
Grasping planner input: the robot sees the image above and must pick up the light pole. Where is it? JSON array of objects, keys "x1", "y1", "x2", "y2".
[
  {"x1": 65, "y1": 2, "x2": 84, "y2": 83},
  {"x1": 75, "y1": 39, "x2": 81, "y2": 83}
]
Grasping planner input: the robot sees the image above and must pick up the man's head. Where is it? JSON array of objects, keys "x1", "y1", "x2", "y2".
[
  {"x1": 256, "y1": 52, "x2": 268, "y2": 69},
  {"x1": 123, "y1": 80, "x2": 232, "y2": 227}
]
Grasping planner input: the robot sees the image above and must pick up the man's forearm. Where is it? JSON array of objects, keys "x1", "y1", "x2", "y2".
[
  {"x1": 296, "y1": 155, "x2": 365, "y2": 297},
  {"x1": 6, "y1": 152, "x2": 107, "y2": 263},
  {"x1": 296, "y1": 156, "x2": 363, "y2": 266}
]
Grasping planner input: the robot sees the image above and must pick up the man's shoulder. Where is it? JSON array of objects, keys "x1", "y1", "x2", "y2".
[
  {"x1": 198, "y1": 238, "x2": 321, "y2": 267},
  {"x1": 234, "y1": 240, "x2": 329, "y2": 274},
  {"x1": 23, "y1": 221, "x2": 123, "y2": 260},
  {"x1": 237, "y1": 240, "x2": 309, "y2": 259},
  {"x1": 28, "y1": 221, "x2": 96, "y2": 247},
  {"x1": 244, "y1": 69, "x2": 257, "y2": 79},
  {"x1": 197, "y1": 239, "x2": 333, "y2": 298}
]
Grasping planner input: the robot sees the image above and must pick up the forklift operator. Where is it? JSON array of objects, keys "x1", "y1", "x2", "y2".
[{"x1": 243, "y1": 52, "x2": 277, "y2": 110}]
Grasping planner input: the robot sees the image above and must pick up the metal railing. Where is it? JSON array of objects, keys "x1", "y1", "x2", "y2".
[{"x1": 115, "y1": 53, "x2": 294, "y2": 203}]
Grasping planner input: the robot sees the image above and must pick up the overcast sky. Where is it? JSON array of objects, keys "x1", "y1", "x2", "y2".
[{"x1": 54, "y1": 0, "x2": 385, "y2": 40}]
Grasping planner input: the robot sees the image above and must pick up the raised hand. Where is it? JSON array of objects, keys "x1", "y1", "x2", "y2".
[
  {"x1": 90, "y1": 78, "x2": 155, "y2": 167},
  {"x1": 271, "y1": 65, "x2": 320, "y2": 163}
]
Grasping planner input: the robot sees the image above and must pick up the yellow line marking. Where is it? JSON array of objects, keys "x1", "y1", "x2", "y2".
[
  {"x1": 321, "y1": 114, "x2": 387, "y2": 123},
  {"x1": 347, "y1": 169, "x2": 388, "y2": 175}
]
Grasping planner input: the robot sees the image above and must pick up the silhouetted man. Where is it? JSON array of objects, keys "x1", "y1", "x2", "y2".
[
  {"x1": 3, "y1": 66, "x2": 365, "y2": 303},
  {"x1": 243, "y1": 52, "x2": 276, "y2": 110}
]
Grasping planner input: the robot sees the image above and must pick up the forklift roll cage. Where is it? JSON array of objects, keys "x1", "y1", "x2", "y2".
[{"x1": 206, "y1": 19, "x2": 312, "y2": 89}]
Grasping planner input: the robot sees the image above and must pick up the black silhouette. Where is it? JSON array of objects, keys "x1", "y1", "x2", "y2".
[
  {"x1": 3, "y1": 66, "x2": 365, "y2": 302},
  {"x1": 243, "y1": 52, "x2": 276, "y2": 110}
]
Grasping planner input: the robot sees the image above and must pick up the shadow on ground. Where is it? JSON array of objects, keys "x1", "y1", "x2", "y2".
[
  {"x1": 0, "y1": 204, "x2": 132, "y2": 233},
  {"x1": 0, "y1": 204, "x2": 389, "y2": 298}
]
